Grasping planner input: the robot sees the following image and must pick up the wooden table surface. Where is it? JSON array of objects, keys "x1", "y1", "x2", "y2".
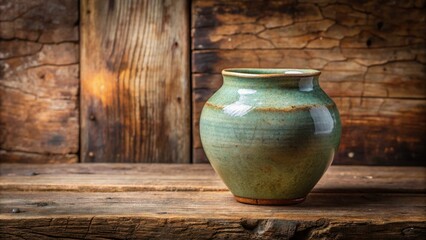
[{"x1": 0, "y1": 164, "x2": 425, "y2": 239}]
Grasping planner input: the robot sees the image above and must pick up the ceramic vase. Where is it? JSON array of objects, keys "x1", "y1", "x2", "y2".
[{"x1": 199, "y1": 68, "x2": 341, "y2": 205}]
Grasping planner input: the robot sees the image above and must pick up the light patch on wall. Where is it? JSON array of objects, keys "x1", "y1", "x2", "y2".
[{"x1": 82, "y1": 71, "x2": 116, "y2": 105}]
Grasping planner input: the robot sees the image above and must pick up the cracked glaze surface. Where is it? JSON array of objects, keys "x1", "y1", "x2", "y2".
[{"x1": 200, "y1": 69, "x2": 341, "y2": 200}]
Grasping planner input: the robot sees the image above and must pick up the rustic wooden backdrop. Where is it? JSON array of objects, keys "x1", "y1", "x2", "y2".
[
  {"x1": 80, "y1": 0, "x2": 190, "y2": 163},
  {"x1": 0, "y1": 0, "x2": 425, "y2": 165},
  {"x1": 191, "y1": 0, "x2": 426, "y2": 165},
  {"x1": 0, "y1": 0, "x2": 79, "y2": 163}
]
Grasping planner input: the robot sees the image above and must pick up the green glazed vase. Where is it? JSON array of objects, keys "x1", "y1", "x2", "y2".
[{"x1": 200, "y1": 68, "x2": 341, "y2": 205}]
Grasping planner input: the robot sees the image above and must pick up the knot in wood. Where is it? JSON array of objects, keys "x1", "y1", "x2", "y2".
[{"x1": 12, "y1": 208, "x2": 20, "y2": 213}]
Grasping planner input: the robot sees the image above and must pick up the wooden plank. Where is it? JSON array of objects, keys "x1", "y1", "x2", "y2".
[
  {"x1": 192, "y1": 51, "x2": 425, "y2": 98},
  {"x1": 191, "y1": 0, "x2": 426, "y2": 164},
  {"x1": 0, "y1": 191, "x2": 425, "y2": 239},
  {"x1": 334, "y1": 98, "x2": 426, "y2": 165},
  {"x1": 0, "y1": 0, "x2": 79, "y2": 163},
  {"x1": 1, "y1": 191, "x2": 423, "y2": 220},
  {"x1": 193, "y1": 85, "x2": 426, "y2": 164},
  {"x1": 0, "y1": 164, "x2": 424, "y2": 193},
  {"x1": 80, "y1": 0, "x2": 190, "y2": 163},
  {"x1": 0, "y1": 164, "x2": 425, "y2": 238},
  {"x1": 192, "y1": 2, "x2": 425, "y2": 50},
  {"x1": 0, "y1": 163, "x2": 225, "y2": 192}
]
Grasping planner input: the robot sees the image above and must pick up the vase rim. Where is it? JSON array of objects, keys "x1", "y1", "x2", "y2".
[{"x1": 222, "y1": 68, "x2": 321, "y2": 78}]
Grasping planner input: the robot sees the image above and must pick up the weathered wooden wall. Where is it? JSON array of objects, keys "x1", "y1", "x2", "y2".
[
  {"x1": 80, "y1": 0, "x2": 190, "y2": 163},
  {"x1": 0, "y1": 0, "x2": 79, "y2": 163},
  {"x1": 0, "y1": 0, "x2": 425, "y2": 165},
  {"x1": 191, "y1": 0, "x2": 426, "y2": 165}
]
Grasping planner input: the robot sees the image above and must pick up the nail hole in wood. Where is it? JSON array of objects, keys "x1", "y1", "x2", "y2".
[{"x1": 366, "y1": 38, "x2": 372, "y2": 47}]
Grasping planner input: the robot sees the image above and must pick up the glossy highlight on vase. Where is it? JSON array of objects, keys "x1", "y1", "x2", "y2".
[{"x1": 199, "y1": 68, "x2": 341, "y2": 205}]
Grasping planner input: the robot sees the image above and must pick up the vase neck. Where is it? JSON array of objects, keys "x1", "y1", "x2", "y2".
[
  {"x1": 221, "y1": 68, "x2": 321, "y2": 90},
  {"x1": 223, "y1": 75, "x2": 320, "y2": 91}
]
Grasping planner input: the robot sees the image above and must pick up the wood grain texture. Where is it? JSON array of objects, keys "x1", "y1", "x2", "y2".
[
  {"x1": 0, "y1": 192, "x2": 425, "y2": 239},
  {"x1": 0, "y1": 164, "x2": 425, "y2": 239},
  {"x1": 0, "y1": 0, "x2": 79, "y2": 163},
  {"x1": 193, "y1": 89, "x2": 426, "y2": 165},
  {"x1": 191, "y1": 0, "x2": 426, "y2": 164},
  {"x1": 1, "y1": 164, "x2": 424, "y2": 193},
  {"x1": 80, "y1": 0, "x2": 190, "y2": 163}
]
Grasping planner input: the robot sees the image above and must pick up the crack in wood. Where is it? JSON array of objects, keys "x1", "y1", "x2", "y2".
[
  {"x1": 0, "y1": 0, "x2": 80, "y2": 163},
  {"x1": 191, "y1": 0, "x2": 426, "y2": 164}
]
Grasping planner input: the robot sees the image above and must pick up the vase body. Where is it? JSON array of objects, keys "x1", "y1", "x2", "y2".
[{"x1": 199, "y1": 68, "x2": 341, "y2": 205}]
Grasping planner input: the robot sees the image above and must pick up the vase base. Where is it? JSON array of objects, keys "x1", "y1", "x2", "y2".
[{"x1": 234, "y1": 195, "x2": 306, "y2": 205}]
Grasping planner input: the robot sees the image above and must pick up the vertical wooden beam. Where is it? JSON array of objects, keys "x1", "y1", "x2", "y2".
[{"x1": 80, "y1": 0, "x2": 190, "y2": 163}]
